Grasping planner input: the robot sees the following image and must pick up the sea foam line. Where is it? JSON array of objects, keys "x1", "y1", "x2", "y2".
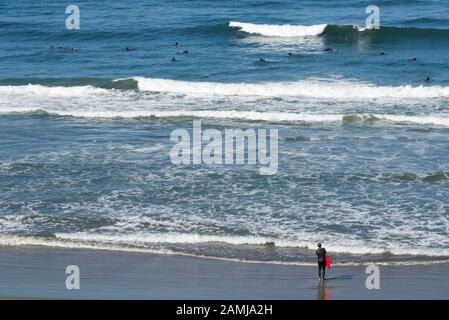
[
  {"x1": 0, "y1": 234, "x2": 448, "y2": 266},
  {"x1": 0, "y1": 84, "x2": 111, "y2": 97},
  {"x1": 132, "y1": 77, "x2": 449, "y2": 99},
  {"x1": 2, "y1": 79, "x2": 449, "y2": 100},
  {"x1": 2, "y1": 108, "x2": 449, "y2": 127},
  {"x1": 52, "y1": 232, "x2": 449, "y2": 257}
]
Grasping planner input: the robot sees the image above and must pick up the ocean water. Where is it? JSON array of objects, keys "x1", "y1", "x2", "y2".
[{"x1": 1, "y1": 0, "x2": 449, "y2": 266}]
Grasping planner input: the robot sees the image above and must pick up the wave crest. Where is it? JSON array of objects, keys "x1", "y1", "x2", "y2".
[
  {"x1": 229, "y1": 21, "x2": 327, "y2": 37},
  {"x1": 2, "y1": 78, "x2": 449, "y2": 100},
  {"x1": 229, "y1": 21, "x2": 449, "y2": 41}
]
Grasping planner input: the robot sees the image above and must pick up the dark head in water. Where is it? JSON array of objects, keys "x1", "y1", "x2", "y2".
[
  {"x1": 259, "y1": 58, "x2": 267, "y2": 63},
  {"x1": 68, "y1": 47, "x2": 76, "y2": 52},
  {"x1": 171, "y1": 56, "x2": 177, "y2": 62},
  {"x1": 49, "y1": 45, "x2": 55, "y2": 49},
  {"x1": 175, "y1": 41, "x2": 181, "y2": 48},
  {"x1": 408, "y1": 57, "x2": 417, "y2": 61},
  {"x1": 183, "y1": 50, "x2": 189, "y2": 54},
  {"x1": 379, "y1": 51, "x2": 385, "y2": 55},
  {"x1": 425, "y1": 75, "x2": 433, "y2": 82},
  {"x1": 287, "y1": 52, "x2": 293, "y2": 56},
  {"x1": 323, "y1": 47, "x2": 333, "y2": 52},
  {"x1": 124, "y1": 47, "x2": 130, "y2": 52}
]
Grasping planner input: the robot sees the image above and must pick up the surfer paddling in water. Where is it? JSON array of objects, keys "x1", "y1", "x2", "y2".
[{"x1": 316, "y1": 242, "x2": 328, "y2": 280}]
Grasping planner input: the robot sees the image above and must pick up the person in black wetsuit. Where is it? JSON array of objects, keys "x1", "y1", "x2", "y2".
[{"x1": 316, "y1": 242, "x2": 327, "y2": 280}]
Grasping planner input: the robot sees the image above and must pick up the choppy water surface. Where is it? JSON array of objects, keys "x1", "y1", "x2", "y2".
[{"x1": 1, "y1": 0, "x2": 449, "y2": 265}]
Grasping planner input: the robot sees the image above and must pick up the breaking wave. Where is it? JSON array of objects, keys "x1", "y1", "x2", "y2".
[
  {"x1": 228, "y1": 21, "x2": 449, "y2": 41},
  {"x1": 1, "y1": 78, "x2": 449, "y2": 126},
  {"x1": 2, "y1": 77, "x2": 449, "y2": 100},
  {"x1": 132, "y1": 77, "x2": 449, "y2": 99},
  {"x1": 229, "y1": 21, "x2": 327, "y2": 37}
]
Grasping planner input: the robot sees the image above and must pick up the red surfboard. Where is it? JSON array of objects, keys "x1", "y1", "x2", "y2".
[{"x1": 325, "y1": 255, "x2": 331, "y2": 269}]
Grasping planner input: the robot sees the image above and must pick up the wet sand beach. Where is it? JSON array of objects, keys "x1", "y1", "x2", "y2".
[{"x1": 0, "y1": 246, "x2": 448, "y2": 300}]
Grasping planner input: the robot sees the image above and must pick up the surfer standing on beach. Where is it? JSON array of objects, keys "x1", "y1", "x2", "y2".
[{"x1": 316, "y1": 242, "x2": 327, "y2": 280}]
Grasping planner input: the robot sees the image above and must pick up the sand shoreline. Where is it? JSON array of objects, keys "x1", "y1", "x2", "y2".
[{"x1": 0, "y1": 245, "x2": 448, "y2": 299}]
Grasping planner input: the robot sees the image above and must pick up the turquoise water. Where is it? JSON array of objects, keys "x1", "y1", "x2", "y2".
[{"x1": 1, "y1": 0, "x2": 449, "y2": 265}]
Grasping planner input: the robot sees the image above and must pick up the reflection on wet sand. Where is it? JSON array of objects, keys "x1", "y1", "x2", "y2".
[{"x1": 317, "y1": 281, "x2": 331, "y2": 300}]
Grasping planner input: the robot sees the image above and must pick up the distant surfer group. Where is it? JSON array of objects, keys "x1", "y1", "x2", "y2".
[
  {"x1": 171, "y1": 41, "x2": 433, "y2": 82},
  {"x1": 287, "y1": 48, "x2": 431, "y2": 82},
  {"x1": 48, "y1": 41, "x2": 434, "y2": 82},
  {"x1": 171, "y1": 41, "x2": 189, "y2": 62}
]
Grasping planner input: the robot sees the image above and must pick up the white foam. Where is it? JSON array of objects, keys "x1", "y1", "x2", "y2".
[
  {"x1": 377, "y1": 114, "x2": 449, "y2": 127},
  {"x1": 3, "y1": 106, "x2": 449, "y2": 127},
  {"x1": 229, "y1": 21, "x2": 327, "y2": 37},
  {"x1": 52, "y1": 110, "x2": 343, "y2": 122},
  {"x1": 134, "y1": 77, "x2": 449, "y2": 99},
  {"x1": 0, "y1": 234, "x2": 175, "y2": 255},
  {"x1": 53, "y1": 232, "x2": 449, "y2": 256},
  {"x1": 0, "y1": 84, "x2": 110, "y2": 97},
  {"x1": 2, "y1": 79, "x2": 449, "y2": 126},
  {"x1": 55, "y1": 232, "x2": 288, "y2": 246}
]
